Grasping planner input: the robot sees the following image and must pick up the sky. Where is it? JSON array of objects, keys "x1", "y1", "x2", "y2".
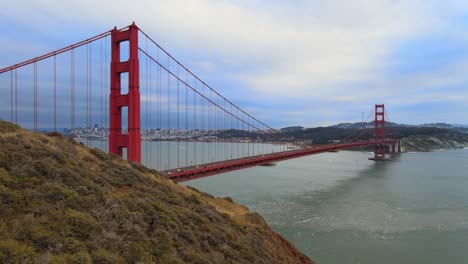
[{"x1": 1, "y1": 0, "x2": 468, "y2": 128}]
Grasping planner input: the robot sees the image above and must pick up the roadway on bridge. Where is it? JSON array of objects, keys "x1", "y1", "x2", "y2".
[{"x1": 162, "y1": 140, "x2": 397, "y2": 182}]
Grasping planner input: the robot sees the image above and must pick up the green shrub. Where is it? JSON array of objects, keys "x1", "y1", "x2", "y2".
[
  {"x1": 50, "y1": 251, "x2": 92, "y2": 264},
  {"x1": 150, "y1": 229, "x2": 172, "y2": 258},
  {"x1": 29, "y1": 224, "x2": 60, "y2": 250},
  {"x1": 244, "y1": 212, "x2": 265, "y2": 225},
  {"x1": 122, "y1": 241, "x2": 153, "y2": 263},
  {"x1": 190, "y1": 194, "x2": 201, "y2": 205},
  {"x1": 0, "y1": 120, "x2": 20, "y2": 133},
  {"x1": 180, "y1": 248, "x2": 213, "y2": 264},
  {"x1": 0, "y1": 239, "x2": 36, "y2": 263},
  {"x1": 46, "y1": 132, "x2": 63, "y2": 138},
  {"x1": 90, "y1": 148, "x2": 110, "y2": 161},
  {"x1": 130, "y1": 161, "x2": 148, "y2": 172},
  {"x1": 66, "y1": 209, "x2": 99, "y2": 239},
  {"x1": 71, "y1": 251, "x2": 92, "y2": 264},
  {"x1": 223, "y1": 196, "x2": 234, "y2": 203},
  {"x1": 63, "y1": 237, "x2": 84, "y2": 253},
  {"x1": 83, "y1": 155, "x2": 94, "y2": 163},
  {"x1": 92, "y1": 248, "x2": 125, "y2": 264},
  {"x1": 0, "y1": 167, "x2": 10, "y2": 183}
]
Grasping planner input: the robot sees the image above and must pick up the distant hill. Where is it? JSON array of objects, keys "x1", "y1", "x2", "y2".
[
  {"x1": 451, "y1": 124, "x2": 468, "y2": 128},
  {"x1": 280, "y1": 126, "x2": 304, "y2": 132},
  {"x1": 0, "y1": 121, "x2": 313, "y2": 264},
  {"x1": 420, "y1": 123, "x2": 454, "y2": 129},
  {"x1": 329, "y1": 121, "x2": 468, "y2": 132},
  {"x1": 330, "y1": 121, "x2": 400, "y2": 129},
  {"x1": 279, "y1": 123, "x2": 468, "y2": 151}
]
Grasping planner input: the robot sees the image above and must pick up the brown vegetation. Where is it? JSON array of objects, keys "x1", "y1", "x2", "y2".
[{"x1": 0, "y1": 120, "x2": 314, "y2": 264}]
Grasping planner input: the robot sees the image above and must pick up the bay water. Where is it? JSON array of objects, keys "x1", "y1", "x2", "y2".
[
  {"x1": 185, "y1": 149, "x2": 468, "y2": 264},
  {"x1": 82, "y1": 139, "x2": 468, "y2": 263}
]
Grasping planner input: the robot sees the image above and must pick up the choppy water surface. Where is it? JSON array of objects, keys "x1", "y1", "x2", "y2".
[
  {"x1": 184, "y1": 149, "x2": 468, "y2": 264},
  {"x1": 82, "y1": 139, "x2": 468, "y2": 263}
]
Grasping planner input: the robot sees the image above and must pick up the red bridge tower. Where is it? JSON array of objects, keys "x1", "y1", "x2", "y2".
[
  {"x1": 109, "y1": 23, "x2": 141, "y2": 162},
  {"x1": 373, "y1": 104, "x2": 385, "y2": 160}
]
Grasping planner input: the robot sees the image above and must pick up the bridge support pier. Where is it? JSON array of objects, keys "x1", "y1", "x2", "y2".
[
  {"x1": 109, "y1": 23, "x2": 141, "y2": 162},
  {"x1": 388, "y1": 141, "x2": 402, "y2": 154}
]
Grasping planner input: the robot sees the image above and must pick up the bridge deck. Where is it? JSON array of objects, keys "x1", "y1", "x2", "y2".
[{"x1": 161, "y1": 140, "x2": 397, "y2": 182}]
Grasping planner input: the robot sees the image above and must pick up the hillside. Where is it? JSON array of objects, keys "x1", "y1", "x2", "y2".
[
  {"x1": 0, "y1": 121, "x2": 313, "y2": 264},
  {"x1": 279, "y1": 126, "x2": 468, "y2": 150},
  {"x1": 401, "y1": 134, "x2": 468, "y2": 151}
]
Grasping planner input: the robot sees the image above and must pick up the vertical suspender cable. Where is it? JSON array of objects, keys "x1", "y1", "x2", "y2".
[
  {"x1": 100, "y1": 38, "x2": 104, "y2": 150},
  {"x1": 10, "y1": 71, "x2": 13, "y2": 123},
  {"x1": 221, "y1": 100, "x2": 227, "y2": 160},
  {"x1": 226, "y1": 101, "x2": 229, "y2": 160},
  {"x1": 88, "y1": 45, "x2": 92, "y2": 145},
  {"x1": 146, "y1": 39, "x2": 149, "y2": 166},
  {"x1": 218, "y1": 97, "x2": 220, "y2": 160},
  {"x1": 149, "y1": 45, "x2": 153, "y2": 168},
  {"x1": 34, "y1": 62, "x2": 37, "y2": 132},
  {"x1": 214, "y1": 97, "x2": 217, "y2": 161},
  {"x1": 54, "y1": 55, "x2": 57, "y2": 131},
  {"x1": 167, "y1": 57, "x2": 170, "y2": 170},
  {"x1": 185, "y1": 70, "x2": 188, "y2": 167},
  {"x1": 177, "y1": 64, "x2": 180, "y2": 168},
  {"x1": 86, "y1": 45, "x2": 90, "y2": 145},
  {"x1": 224, "y1": 100, "x2": 232, "y2": 160},
  {"x1": 224, "y1": 100, "x2": 227, "y2": 161},
  {"x1": 231, "y1": 103, "x2": 234, "y2": 159},
  {"x1": 242, "y1": 113, "x2": 245, "y2": 157},
  {"x1": 104, "y1": 36, "x2": 108, "y2": 148},
  {"x1": 201, "y1": 84, "x2": 204, "y2": 164},
  {"x1": 214, "y1": 96, "x2": 217, "y2": 161},
  {"x1": 237, "y1": 107, "x2": 239, "y2": 157},
  {"x1": 192, "y1": 79, "x2": 196, "y2": 166},
  {"x1": 261, "y1": 121, "x2": 264, "y2": 155},
  {"x1": 71, "y1": 49, "x2": 75, "y2": 131},
  {"x1": 90, "y1": 43, "x2": 93, "y2": 145},
  {"x1": 158, "y1": 48, "x2": 162, "y2": 169},
  {"x1": 247, "y1": 116, "x2": 250, "y2": 157},
  {"x1": 15, "y1": 69, "x2": 18, "y2": 124},
  {"x1": 253, "y1": 119, "x2": 256, "y2": 156},
  {"x1": 218, "y1": 97, "x2": 223, "y2": 160},
  {"x1": 218, "y1": 98, "x2": 221, "y2": 160},
  {"x1": 210, "y1": 89, "x2": 212, "y2": 161}
]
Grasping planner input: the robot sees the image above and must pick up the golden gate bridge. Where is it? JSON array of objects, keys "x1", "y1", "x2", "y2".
[{"x1": 0, "y1": 23, "x2": 399, "y2": 182}]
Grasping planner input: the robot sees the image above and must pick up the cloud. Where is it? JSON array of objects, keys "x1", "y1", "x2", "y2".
[{"x1": 2, "y1": 0, "x2": 468, "y2": 126}]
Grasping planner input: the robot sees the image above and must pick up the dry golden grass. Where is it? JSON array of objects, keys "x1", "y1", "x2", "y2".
[{"x1": 0, "y1": 120, "x2": 314, "y2": 264}]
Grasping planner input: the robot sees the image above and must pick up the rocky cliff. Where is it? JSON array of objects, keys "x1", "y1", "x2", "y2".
[{"x1": 401, "y1": 133, "x2": 468, "y2": 152}]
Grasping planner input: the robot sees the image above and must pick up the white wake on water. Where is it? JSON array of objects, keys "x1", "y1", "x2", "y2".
[{"x1": 293, "y1": 200, "x2": 468, "y2": 233}]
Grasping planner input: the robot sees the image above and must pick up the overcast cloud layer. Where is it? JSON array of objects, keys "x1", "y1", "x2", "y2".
[{"x1": 1, "y1": 0, "x2": 468, "y2": 127}]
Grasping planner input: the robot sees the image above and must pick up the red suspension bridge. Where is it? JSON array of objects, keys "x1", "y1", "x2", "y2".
[{"x1": 0, "y1": 23, "x2": 399, "y2": 182}]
